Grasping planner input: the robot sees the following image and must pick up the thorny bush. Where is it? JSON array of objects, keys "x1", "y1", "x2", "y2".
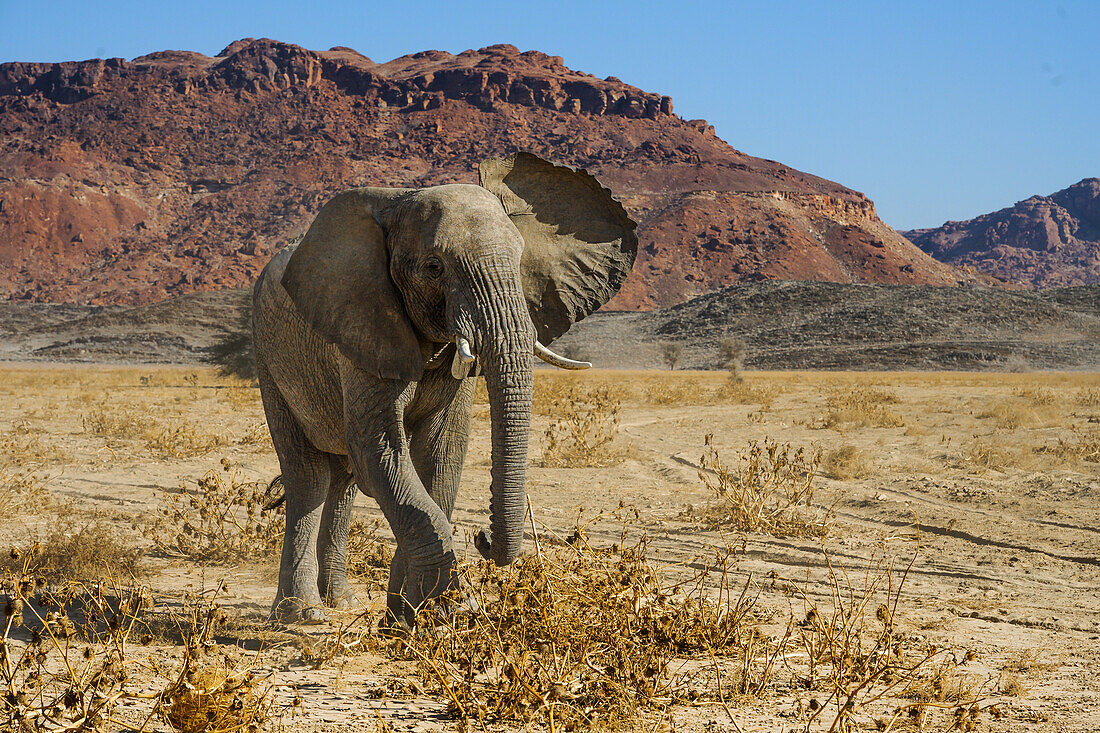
[
  {"x1": 785, "y1": 542, "x2": 987, "y2": 732},
  {"x1": 142, "y1": 459, "x2": 284, "y2": 563},
  {"x1": 402, "y1": 515, "x2": 780, "y2": 730},
  {"x1": 0, "y1": 565, "x2": 274, "y2": 733},
  {"x1": 539, "y1": 386, "x2": 625, "y2": 468},
  {"x1": 696, "y1": 435, "x2": 832, "y2": 537}
]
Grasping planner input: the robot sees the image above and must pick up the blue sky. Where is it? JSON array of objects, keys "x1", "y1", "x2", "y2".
[{"x1": 3, "y1": 0, "x2": 1097, "y2": 230}]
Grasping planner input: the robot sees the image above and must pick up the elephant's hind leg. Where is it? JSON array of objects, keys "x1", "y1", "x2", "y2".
[
  {"x1": 258, "y1": 364, "x2": 330, "y2": 623},
  {"x1": 317, "y1": 455, "x2": 360, "y2": 609}
]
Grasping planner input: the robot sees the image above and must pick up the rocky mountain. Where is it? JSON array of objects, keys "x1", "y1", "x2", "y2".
[
  {"x1": 906, "y1": 178, "x2": 1100, "y2": 288},
  {"x1": 0, "y1": 38, "x2": 991, "y2": 308}
]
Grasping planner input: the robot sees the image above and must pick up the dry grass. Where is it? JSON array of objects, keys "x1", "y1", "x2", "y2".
[
  {"x1": 822, "y1": 445, "x2": 872, "y2": 480},
  {"x1": 346, "y1": 518, "x2": 394, "y2": 594},
  {"x1": 82, "y1": 407, "x2": 158, "y2": 439},
  {"x1": 975, "y1": 399, "x2": 1050, "y2": 430},
  {"x1": 694, "y1": 435, "x2": 832, "y2": 537},
  {"x1": 0, "y1": 470, "x2": 52, "y2": 515},
  {"x1": 9, "y1": 517, "x2": 143, "y2": 584},
  {"x1": 956, "y1": 437, "x2": 1034, "y2": 472},
  {"x1": 538, "y1": 385, "x2": 628, "y2": 468},
  {"x1": 788, "y1": 543, "x2": 985, "y2": 732},
  {"x1": 817, "y1": 389, "x2": 905, "y2": 430},
  {"x1": 141, "y1": 460, "x2": 284, "y2": 563},
  {"x1": 0, "y1": 420, "x2": 70, "y2": 469},
  {"x1": 235, "y1": 422, "x2": 272, "y2": 450},
  {"x1": 146, "y1": 420, "x2": 229, "y2": 459},
  {"x1": 1037, "y1": 427, "x2": 1100, "y2": 464}
]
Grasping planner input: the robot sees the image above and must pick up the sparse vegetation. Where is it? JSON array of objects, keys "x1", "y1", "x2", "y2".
[
  {"x1": 718, "y1": 336, "x2": 747, "y2": 380},
  {"x1": 0, "y1": 572, "x2": 275, "y2": 733},
  {"x1": 146, "y1": 420, "x2": 228, "y2": 459},
  {"x1": 822, "y1": 445, "x2": 872, "y2": 479},
  {"x1": 9, "y1": 518, "x2": 143, "y2": 584},
  {"x1": 0, "y1": 420, "x2": 70, "y2": 468},
  {"x1": 141, "y1": 460, "x2": 284, "y2": 563},
  {"x1": 695, "y1": 435, "x2": 832, "y2": 537},
  {"x1": 660, "y1": 341, "x2": 683, "y2": 370},
  {"x1": 817, "y1": 388, "x2": 905, "y2": 429},
  {"x1": 539, "y1": 385, "x2": 627, "y2": 467},
  {"x1": 403, "y1": 518, "x2": 776, "y2": 729}
]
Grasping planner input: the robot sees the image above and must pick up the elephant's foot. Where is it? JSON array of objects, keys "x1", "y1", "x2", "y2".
[
  {"x1": 320, "y1": 582, "x2": 361, "y2": 610},
  {"x1": 270, "y1": 592, "x2": 327, "y2": 624}
]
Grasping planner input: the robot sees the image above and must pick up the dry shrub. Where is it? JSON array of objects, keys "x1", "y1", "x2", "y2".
[
  {"x1": 142, "y1": 460, "x2": 284, "y2": 563},
  {"x1": 219, "y1": 385, "x2": 260, "y2": 411},
  {"x1": 1037, "y1": 427, "x2": 1100, "y2": 464},
  {"x1": 10, "y1": 518, "x2": 143, "y2": 584},
  {"x1": 146, "y1": 420, "x2": 229, "y2": 459},
  {"x1": 822, "y1": 445, "x2": 872, "y2": 480},
  {"x1": 818, "y1": 389, "x2": 904, "y2": 429},
  {"x1": 695, "y1": 435, "x2": 832, "y2": 537},
  {"x1": 718, "y1": 377, "x2": 777, "y2": 408},
  {"x1": 0, "y1": 420, "x2": 70, "y2": 468},
  {"x1": 236, "y1": 421, "x2": 272, "y2": 450},
  {"x1": 975, "y1": 399, "x2": 1044, "y2": 430},
  {"x1": 0, "y1": 571, "x2": 275, "y2": 733},
  {"x1": 539, "y1": 385, "x2": 626, "y2": 468},
  {"x1": 0, "y1": 470, "x2": 51, "y2": 515},
  {"x1": 957, "y1": 437, "x2": 1031, "y2": 471},
  {"x1": 82, "y1": 408, "x2": 157, "y2": 438},
  {"x1": 1076, "y1": 387, "x2": 1100, "y2": 408},
  {"x1": 789, "y1": 544, "x2": 984, "y2": 732},
  {"x1": 1012, "y1": 385, "x2": 1059, "y2": 406},
  {"x1": 641, "y1": 378, "x2": 712, "y2": 406},
  {"x1": 404, "y1": 524, "x2": 778, "y2": 729},
  {"x1": 346, "y1": 518, "x2": 393, "y2": 592}
]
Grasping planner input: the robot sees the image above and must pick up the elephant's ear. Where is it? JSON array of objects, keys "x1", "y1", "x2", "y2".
[
  {"x1": 478, "y1": 152, "x2": 638, "y2": 343},
  {"x1": 281, "y1": 188, "x2": 423, "y2": 381}
]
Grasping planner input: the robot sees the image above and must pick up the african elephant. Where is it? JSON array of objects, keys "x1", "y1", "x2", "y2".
[{"x1": 252, "y1": 152, "x2": 637, "y2": 623}]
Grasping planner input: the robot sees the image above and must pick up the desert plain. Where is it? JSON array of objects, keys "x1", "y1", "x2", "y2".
[{"x1": 0, "y1": 365, "x2": 1097, "y2": 732}]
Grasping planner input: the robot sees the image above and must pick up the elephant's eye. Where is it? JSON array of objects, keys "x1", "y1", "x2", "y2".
[{"x1": 422, "y1": 257, "x2": 444, "y2": 280}]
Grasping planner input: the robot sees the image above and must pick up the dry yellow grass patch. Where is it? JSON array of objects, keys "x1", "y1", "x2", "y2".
[
  {"x1": 0, "y1": 419, "x2": 71, "y2": 468},
  {"x1": 822, "y1": 445, "x2": 872, "y2": 479},
  {"x1": 817, "y1": 388, "x2": 905, "y2": 429}
]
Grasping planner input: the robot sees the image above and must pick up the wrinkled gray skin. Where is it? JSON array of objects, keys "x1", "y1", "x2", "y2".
[{"x1": 252, "y1": 153, "x2": 636, "y2": 624}]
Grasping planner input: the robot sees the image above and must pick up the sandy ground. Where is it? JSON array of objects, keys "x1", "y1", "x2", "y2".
[{"x1": 1, "y1": 365, "x2": 1098, "y2": 732}]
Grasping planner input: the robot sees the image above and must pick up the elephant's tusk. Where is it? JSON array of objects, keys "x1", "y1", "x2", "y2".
[
  {"x1": 534, "y1": 341, "x2": 592, "y2": 370},
  {"x1": 452, "y1": 335, "x2": 475, "y2": 379},
  {"x1": 455, "y1": 336, "x2": 476, "y2": 364}
]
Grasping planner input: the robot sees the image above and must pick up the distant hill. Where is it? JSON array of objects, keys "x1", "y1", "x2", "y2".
[
  {"x1": 906, "y1": 178, "x2": 1100, "y2": 287},
  {"x1": 4, "y1": 283, "x2": 1096, "y2": 371},
  {"x1": 0, "y1": 38, "x2": 991, "y2": 308}
]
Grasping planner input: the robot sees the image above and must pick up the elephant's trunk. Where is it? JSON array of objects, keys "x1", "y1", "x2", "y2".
[{"x1": 475, "y1": 302, "x2": 534, "y2": 566}]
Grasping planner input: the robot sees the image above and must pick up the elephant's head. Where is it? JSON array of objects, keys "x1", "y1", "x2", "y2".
[{"x1": 280, "y1": 152, "x2": 637, "y2": 570}]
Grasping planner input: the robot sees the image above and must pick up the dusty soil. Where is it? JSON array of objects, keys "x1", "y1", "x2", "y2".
[{"x1": 1, "y1": 365, "x2": 1097, "y2": 731}]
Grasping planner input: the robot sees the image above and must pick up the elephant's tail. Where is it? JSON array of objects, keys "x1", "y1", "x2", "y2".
[{"x1": 262, "y1": 476, "x2": 286, "y2": 511}]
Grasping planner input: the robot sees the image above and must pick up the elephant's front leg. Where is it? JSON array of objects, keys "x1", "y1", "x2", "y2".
[
  {"x1": 343, "y1": 373, "x2": 458, "y2": 627},
  {"x1": 387, "y1": 368, "x2": 477, "y2": 624}
]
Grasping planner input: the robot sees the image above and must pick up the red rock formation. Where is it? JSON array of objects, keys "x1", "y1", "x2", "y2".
[
  {"x1": 0, "y1": 38, "x2": 989, "y2": 306},
  {"x1": 906, "y1": 179, "x2": 1100, "y2": 287}
]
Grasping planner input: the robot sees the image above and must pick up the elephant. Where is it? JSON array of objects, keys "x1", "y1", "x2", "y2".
[{"x1": 251, "y1": 152, "x2": 637, "y2": 624}]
